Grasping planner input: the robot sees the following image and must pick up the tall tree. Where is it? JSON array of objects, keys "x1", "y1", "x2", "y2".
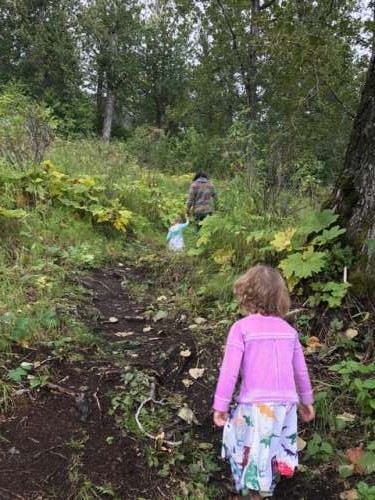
[
  {"x1": 80, "y1": 0, "x2": 141, "y2": 141},
  {"x1": 140, "y1": 1, "x2": 190, "y2": 130},
  {"x1": 329, "y1": 54, "x2": 375, "y2": 271},
  {"x1": 0, "y1": 0, "x2": 87, "y2": 132}
]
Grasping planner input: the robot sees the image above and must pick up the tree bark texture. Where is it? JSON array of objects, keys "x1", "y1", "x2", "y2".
[
  {"x1": 102, "y1": 91, "x2": 115, "y2": 142},
  {"x1": 329, "y1": 54, "x2": 375, "y2": 269}
]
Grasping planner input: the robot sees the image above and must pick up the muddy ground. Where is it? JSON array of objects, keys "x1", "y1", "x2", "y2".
[{"x1": 0, "y1": 263, "x2": 360, "y2": 499}]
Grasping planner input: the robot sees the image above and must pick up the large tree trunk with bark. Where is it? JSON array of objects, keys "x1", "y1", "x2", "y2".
[
  {"x1": 329, "y1": 54, "x2": 375, "y2": 272},
  {"x1": 102, "y1": 91, "x2": 115, "y2": 142}
]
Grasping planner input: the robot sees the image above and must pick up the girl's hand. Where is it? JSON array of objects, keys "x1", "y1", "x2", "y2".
[
  {"x1": 213, "y1": 410, "x2": 228, "y2": 427},
  {"x1": 298, "y1": 404, "x2": 315, "y2": 422}
]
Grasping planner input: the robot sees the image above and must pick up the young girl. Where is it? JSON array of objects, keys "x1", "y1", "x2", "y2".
[
  {"x1": 213, "y1": 265, "x2": 315, "y2": 499},
  {"x1": 166, "y1": 217, "x2": 189, "y2": 251}
]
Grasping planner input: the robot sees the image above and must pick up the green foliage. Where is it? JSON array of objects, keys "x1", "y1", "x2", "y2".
[
  {"x1": 309, "y1": 281, "x2": 351, "y2": 308},
  {"x1": 330, "y1": 360, "x2": 375, "y2": 416},
  {"x1": 279, "y1": 248, "x2": 327, "y2": 284},
  {"x1": 0, "y1": 207, "x2": 27, "y2": 220},
  {"x1": 305, "y1": 432, "x2": 334, "y2": 461},
  {"x1": 195, "y1": 199, "x2": 348, "y2": 306},
  {"x1": 0, "y1": 85, "x2": 58, "y2": 169},
  {"x1": 357, "y1": 481, "x2": 375, "y2": 500}
]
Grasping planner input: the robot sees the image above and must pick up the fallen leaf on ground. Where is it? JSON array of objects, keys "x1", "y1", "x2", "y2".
[
  {"x1": 305, "y1": 336, "x2": 324, "y2": 354},
  {"x1": 180, "y1": 349, "x2": 191, "y2": 358},
  {"x1": 336, "y1": 412, "x2": 356, "y2": 423},
  {"x1": 178, "y1": 405, "x2": 199, "y2": 425},
  {"x1": 153, "y1": 310, "x2": 168, "y2": 322},
  {"x1": 297, "y1": 437, "x2": 307, "y2": 451},
  {"x1": 343, "y1": 328, "x2": 358, "y2": 340},
  {"x1": 346, "y1": 446, "x2": 366, "y2": 474},
  {"x1": 194, "y1": 317, "x2": 207, "y2": 325},
  {"x1": 307, "y1": 336, "x2": 323, "y2": 347},
  {"x1": 188, "y1": 324, "x2": 198, "y2": 330},
  {"x1": 157, "y1": 295, "x2": 168, "y2": 302},
  {"x1": 108, "y1": 317, "x2": 119, "y2": 323},
  {"x1": 339, "y1": 489, "x2": 358, "y2": 500},
  {"x1": 346, "y1": 446, "x2": 364, "y2": 464},
  {"x1": 143, "y1": 326, "x2": 152, "y2": 332},
  {"x1": 114, "y1": 331, "x2": 135, "y2": 338},
  {"x1": 189, "y1": 367, "x2": 205, "y2": 379},
  {"x1": 182, "y1": 378, "x2": 193, "y2": 387}
]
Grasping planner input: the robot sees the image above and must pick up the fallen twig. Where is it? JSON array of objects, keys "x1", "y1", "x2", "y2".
[
  {"x1": 285, "y1": 308, "x2": 306, "y2": 319},
  {"x1": 93, "y1": 390, "x2": 102, "y2": 422},
  {"x1": 135, "y1": 380, "x2": 182, "y2": 447},
  {"x1": 33, "y1": 445, "x2": 64, "y2": 459},
  {"x1": 46, "y1": 382, "x2": 77, "y2": 398}
]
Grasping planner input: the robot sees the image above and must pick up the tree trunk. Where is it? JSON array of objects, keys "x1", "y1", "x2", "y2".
[
  {"x1": 96, "y1": 68, "x2": 104, "y2": 133},
  {"x1": 102, "y1": 91, "x2": 115, "y2": 142},
  {"x1": 329, "y1": 54, "x2": 375, "y2": 271}
]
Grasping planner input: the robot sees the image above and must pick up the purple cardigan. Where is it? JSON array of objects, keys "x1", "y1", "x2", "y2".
[{"x1": 213, "y1": 314, "x2": 314, "y2": 412}]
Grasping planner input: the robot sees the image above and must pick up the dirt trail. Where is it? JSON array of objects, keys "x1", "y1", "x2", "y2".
[
  {"x1": 0, "y1": 263, "x2": 216, "y2": 500},
  {"x1": 0, "y1": 263, "x2": 343, "y2": 499}
]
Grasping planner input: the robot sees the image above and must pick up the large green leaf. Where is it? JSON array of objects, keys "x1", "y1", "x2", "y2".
[
  {"x1": 299, "y1": 209, "x2": 338, "y2": 236},
  {"x1": 311, "y1": 225, "x2": 346, "y2": 246},
  {"x1": 279, "y1": 248, "x2": 327, "y2": 280}
]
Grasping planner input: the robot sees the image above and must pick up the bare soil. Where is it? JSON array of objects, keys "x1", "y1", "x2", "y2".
[{"x1": 0, "y1": 263, "x2": 358, "y2": 499}]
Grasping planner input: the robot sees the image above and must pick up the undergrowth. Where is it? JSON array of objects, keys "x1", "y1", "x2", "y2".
[{"x1": 0, "y1": 138, "x2": 374, "y2": 498}]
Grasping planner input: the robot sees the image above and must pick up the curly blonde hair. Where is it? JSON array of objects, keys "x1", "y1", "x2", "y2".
[{"x1": 234, "y1": 265, "x2": 290, "y2": 317}]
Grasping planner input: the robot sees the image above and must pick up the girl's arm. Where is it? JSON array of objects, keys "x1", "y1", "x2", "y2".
[
  {"x1": 213, "y1": 322, "x2": 244, "y2": 413},
  {"x1": 166, "y1": 229, "x2": 172, "y2": 242},
  {"x1": 293, "y1": 336, "x2": 314, "y2": 405},
  {"x1": 180, "y1": 220, "x2": 189, "y2": 230}
]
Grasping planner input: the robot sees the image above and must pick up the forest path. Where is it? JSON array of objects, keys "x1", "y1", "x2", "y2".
[
  {"x1": 0, "y1": 262, "x2": 219, "y2": 499},
  {"x1": 0, "y1": 261, "x2": 340, "y2": 499}
]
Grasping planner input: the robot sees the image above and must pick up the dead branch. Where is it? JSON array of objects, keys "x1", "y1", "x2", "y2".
[
  {"x1": 33, "y1": 445, "x2": 64, "y2": 459},
  {"x1": 285, "y1": 308, "x2": 306, "y2": 319},
  {"x1": 135, "y1": 380, "x2": 182, "y2": 447},
  {"x1": 46, "y1": 382, "x2": 77, "y2": 398},
  {"x1": 93, "y1": 390, "x2": 102, "y2": 422}
]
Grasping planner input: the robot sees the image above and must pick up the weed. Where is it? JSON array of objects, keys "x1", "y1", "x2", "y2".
[
  {"x1": 305, "y1": 432, "x2": 334, "y2": 461},
  {"x1": 0, "y1": 379, "x2": 12, "y2": 411}
]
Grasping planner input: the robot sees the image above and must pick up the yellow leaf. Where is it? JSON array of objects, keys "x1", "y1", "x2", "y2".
[
  {"x1": 270, "y1": 228, "x2": 296, "y2": 252},
  {"x1": 212, "y1": 249, "x2": 233, "y2": 265}
]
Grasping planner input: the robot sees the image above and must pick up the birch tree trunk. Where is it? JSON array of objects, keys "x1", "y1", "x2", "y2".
[
  {"x1": 329, "y1": 55, "x2": 375, "y2": 271},
  {"x1": 102, "y1": 91, "x2": 115, "y2": 142}
]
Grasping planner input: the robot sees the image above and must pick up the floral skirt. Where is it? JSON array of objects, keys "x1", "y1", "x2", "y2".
[{"x1": 222, "y1": 402, "x2": 298, "y2": 495}]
